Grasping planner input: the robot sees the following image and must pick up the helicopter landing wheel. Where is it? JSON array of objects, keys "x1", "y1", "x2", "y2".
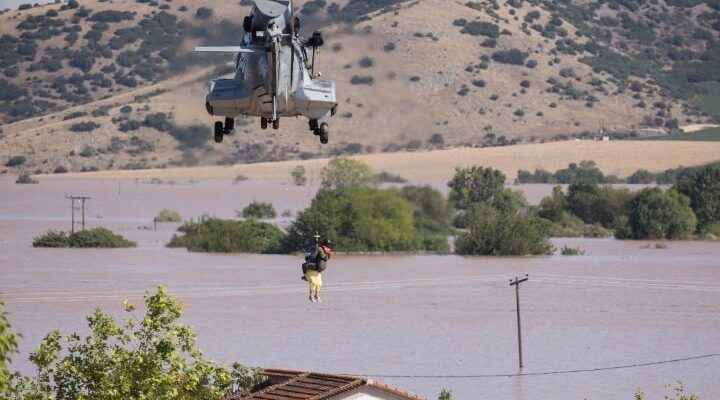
[
  {"x1": 260, "y1": 117, "x2": 268, "y2": 130},
  {"x1": 272, "y1": 119, "x2": 280, "y2": 130},
  {"x1": 309, "y1": 119, "x2": 319, "y2": 133},
  {"x1": 214, "y1": 121, "x2": 224, "y2": 143},
  {"x1": 319, "y1": 123, "x2": 329, "y2": 144}
]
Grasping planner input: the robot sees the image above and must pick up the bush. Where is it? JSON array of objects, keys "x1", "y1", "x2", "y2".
[
  {"x1": 155, "y1": 209, "x2": 182, "y2": 222},
  {"x1": 15, "y1": 173, "x2": 38, "y2": 184},
  {"x1": 375, "y1": 171, "x2": 408, "y2": 183},
  {"x1": 285, "y1": 187, "x2": 416, "y2": 252},
  {"x1": 291, "y1": 165, "x2": 307, "y2": 186},
  {"x1": 350, "y1": 75, "x2": 374, "y2": 85},
  {"x1": 53, "y1": 166, "x2": 68, "y2": 174},
  {"x1": 398, "y1": 185, "x2": 452, "y2": 251},
  {"x1": 675, "y1": 167, "x2": 720, "y2": 231},
  {"x1": 560, "y1": 245, "x2": 585, "y2": 255},
  {"x1": 32, "y1": 228, "x2": 136, "y2": 248},
  {"x1": 79, "y1": 145, "x2": 96, "y2": 157},
  {"x1": 623, "y1": 188, "x2": 696, "y2": 240},
  {"x1": 358, "y1": 56, "x2": 374, "y2": 68},
  {"x1": 195, "y1": 7, "x2": 214, "y2": 19},
  {"x1": 5, "y1": 155, "x2": 26, "y2": 167},
  {"x1": 240, "y1": 201, "x2": 277, "y2": 219},
  {"x1": 170, "y1": 124, "x2": 211, "y2": 148},
  {"x1": 565, "y1": 183, "x2": 634, "y2": 230},
  {"x1": 627, "y1": 169, "x2": 655, "y2": 184},
  {"x1": 448, "y1": 166, "x2": 520, "y2": 211},
  {"x1": 167, "y1": 217, "x2": 284, "y2": 253},
  {"x1": 461, "y1": 21, "x2": 500, "y2": 38},
  {"x1": 69, "y1": 121, "x2": 100, "y2": 132},
  {"x1": 491, "y1": 49, "x2": 529, "y2": 65},
  {"x1": 455, "y1": 205, "x2": 553, "y2": 255}
]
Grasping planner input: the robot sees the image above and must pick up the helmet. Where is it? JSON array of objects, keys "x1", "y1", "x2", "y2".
[{"x1": 322, "y1": 238, "x2": 333, "y2": 246}]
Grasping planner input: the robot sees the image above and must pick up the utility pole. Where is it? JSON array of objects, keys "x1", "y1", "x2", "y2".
[
  {"x1": 66, "y1": 196, "x2": 91, "y2": 233},
  {"x1": 509, "y1": 274, "x2": 529, "y2": 370}
]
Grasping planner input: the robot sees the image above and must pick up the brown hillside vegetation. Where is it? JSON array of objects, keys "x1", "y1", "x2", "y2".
[{"x1": 0, "y1": 0, "x2": 719, "y2": 173}]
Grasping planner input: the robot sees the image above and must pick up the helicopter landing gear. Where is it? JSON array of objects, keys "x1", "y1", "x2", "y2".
[
  {"x1": 214, "y1": 121, "x2": 224, "y2": 143},
  {"x1": 260, "y1": 117, "x2": 268, "y2": 130},
  {"x1": 319, "y1": 123, "x2": 329, "y2": 144},
  {"x1": 214, "y1": 118, "x2": 235, "y2": 143},
  {"x1": 272, "y1": 119, "x2": 280, "y2": 130},
  {"x1": 309, "y1": 119, "x2": 329, "y2": 144}
]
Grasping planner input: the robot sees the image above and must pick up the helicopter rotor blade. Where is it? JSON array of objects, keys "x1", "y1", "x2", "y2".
[{"x1": 194, "y1": 46, "x2": 265, "y2": 53}]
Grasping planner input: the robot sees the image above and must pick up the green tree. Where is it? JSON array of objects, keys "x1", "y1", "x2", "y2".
[
  {"x1": 447, "y1": 166, "x2": 506, "y2": 210},
  {"x1": 624, "y1": 188, "x2": 696, "y2": 240},
  {"x1": 675, "y1": 167, "x2": 720, "y2": 231},
  {"x1": 240, "y1": 201, "x2": 277, "y2": 219},
  {"x1": 565, "y1": 183, "x2": 634, "y2": 230},
  {"x1": 285, "y1": 188, "x2": 416, "y2": 252},
  {"x1": 13, "y1": 287, "x2": 263, "y2": 399},
  {"x1": 438, "y1": 388, "x2": 453, "y2": 400},
  {"x1": 320, "y1": 157, "x2": 376, "y2": 192},
  {"x1": 455, "y1": 205, "x2": 553, "y2": 256},
  {"x1": 291, "y1": 165, "x2": 307, "y2": 186}
]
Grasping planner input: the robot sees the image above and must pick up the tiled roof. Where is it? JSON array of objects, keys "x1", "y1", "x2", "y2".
[{"x1": 227, "y1": 368, "x2": 424, "y2": 400}]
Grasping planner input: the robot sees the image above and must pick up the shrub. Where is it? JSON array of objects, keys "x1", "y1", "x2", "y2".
[
  {"x1": 674, "y1": 167, "x2": 720, "y2": 231},
  {"x1": 627, "y1": 169, "x2": 655, "y2": 184},
  {"x1": 350, "y1": 75, "x2": 374, "y2": 85},
  {"x1": 376, "y1": 171, "x2": 408, "y2": 183},
  {"x1": 492, "y1": 49, "x2": 529, "y2": 65},
  {"x1": 69, "y1": 121, "x2": 100, "y2": 132},
  {"x1": 5, "y1": 155, "x2": 26, "y2": 167},
  {"x1": 284, "y1": 187, "x2": 416, "y2": 252},
  {"x1": 358, "y1": 56, "x2": 374, "y2": 68},
  {"x1": 240, "y1": 201, "x2": 277, "y2": 219},
  {"x1": 455, "y1": 205, "x2": 553, "y2": 255},
  {"x1": 170, "y1": 124, "x2": 211, "y2": 148},
  {"x1": 622, "y1": 188, "x2": 696, "y2": 240},
  {"x1": 195, "y1": 7, "x2": 214, "y2": 19},
  {"x1": 32, "y1": 228, "x2": 136, "y2": 248},
  {"x1": 15, "y1": 173, "x2": 38, "y2": 184},
  {"x1": 560, "y1": 245, "x2": 585, "y2": 255},
  {"x1": 79, "y1": 145, "x2": 96, "y2": 157},
  {"x1": 291, "y1": 165, "x2": 307, "y2": 186},
  {"x1": 155, "y1": 209, "x2": 182, "y2": 222},
  {"x1": 566, "y1": 183, "x2": 634, "y2": 231},
  {"x1": 167, "y1": 217, "x2": 284, "y2": 253},
  {"x1": 53, "y1": 166, "x2": 68, "y2": 174},
  {"x1": 0, "y1": 79, "x2": 25, "y2": 101},
  {"x1": 461, "y1": 21, "x2": 500, "y2": 38},
  {"x1": 143, "y1": 113, "x2": 171, "y2": 131},
  {"x1": 428, "y1": 133, "x2": 444, "y2": 146},
  {"x1": 398, "y1": 185, "x2": 452, "y2": 251}
]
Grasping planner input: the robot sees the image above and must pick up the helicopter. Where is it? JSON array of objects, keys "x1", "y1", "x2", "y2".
[{"x1": 195, "y1": 0, "x2": 338, "y2": 144}]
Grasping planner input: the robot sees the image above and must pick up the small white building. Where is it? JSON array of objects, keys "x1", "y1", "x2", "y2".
[{"x1": 226, "y1": 368, "x2": 425, "y2": 400}]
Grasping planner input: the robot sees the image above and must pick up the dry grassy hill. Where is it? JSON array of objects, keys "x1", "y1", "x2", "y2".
[{"x1": 0, "y1": 0, "x2": 719, "y2": 174}]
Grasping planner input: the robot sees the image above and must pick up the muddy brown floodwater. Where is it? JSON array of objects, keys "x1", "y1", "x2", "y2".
[{"x1": 1, "y1": 177, "x2": 719, "y2": 399}]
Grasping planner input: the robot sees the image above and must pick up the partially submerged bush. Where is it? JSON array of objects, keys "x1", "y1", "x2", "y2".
[
  {"x1": 15, "y1": 173, "x2": 37, "y2": 184},
  {"x1": 622, "y1": 188, "x2": 696, "y2": 240},
  {"x1": 560, "y1": 245, "x2": 585, "y2": 255},
  {"x1": 32, "y1": 228, "x2": 136, "y2": 248},
  {"x1": 167, "y1": 217, "x2": 284, "y2": 253},
  {"x1": 240, "y1": 201, "x2": 277, "y2": 219},
  {"x1": 155, "y1": 209, "x2": 182, "y2": 222},
  {"x1": 291, "y1": 165, "x2": 307, "y2": 186}
]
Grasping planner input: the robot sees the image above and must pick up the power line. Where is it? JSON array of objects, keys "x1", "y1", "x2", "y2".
[{"x1": 339, "y1": 352, "x2": 720, "y2": 379}]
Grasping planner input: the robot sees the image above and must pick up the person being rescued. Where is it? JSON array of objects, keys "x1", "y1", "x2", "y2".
[{"x1": 301, "y1": 238, "x2": 332, "y2": 302}]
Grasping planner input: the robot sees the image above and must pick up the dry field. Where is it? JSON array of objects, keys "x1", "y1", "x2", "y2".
[{"x1": 43, "y1": 140, "x2": 720, "y2": 183}]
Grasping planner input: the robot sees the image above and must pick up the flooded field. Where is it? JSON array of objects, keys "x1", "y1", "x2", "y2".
[{"x1": 1, "y1": 177, "x2": 719, "y2": 399}]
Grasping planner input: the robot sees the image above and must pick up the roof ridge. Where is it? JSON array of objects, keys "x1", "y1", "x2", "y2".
[{"x1": 245, "y1": 371, "x2": 312, "y2": 398}]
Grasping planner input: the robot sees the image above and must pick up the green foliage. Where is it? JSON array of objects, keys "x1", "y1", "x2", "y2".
[
  {"x1": 32, "y1": 228, "x2": 137, "y2": 248},
  {"x1": 635, "y1": 381, "x2": 698, "y2": 400},
  {"x1": 0, "y1": 79, "x2": 25, "y2": 101},
  {"x1": 627, "y1": 169, "x2": 655, "y2": 184},
  {"x1": 195, "y1": 7, "x2": 214, "y2": 19},
  {"x1": 375, "y1": 171, "x2": 408, "y2": 183},
  {"x1": 168, "y1": 217, "x2": 284, "y2": 253},
  {"x1": 623, "y1": 188, "x2": 696, "y2": 240},
  {"x1": 321, "y1": 157, "x2": 376, "y2": 192},
  {"x1": 15, "y1": 173, "x2": 38, "y2": 184},
  {"x1": 536, "y1": 186, "x2": 613, "y2": 237},
  {"x1": 398, "y1": 185, "x2": 453, "y2": 251},
  {"x1": 675, "y1": 167, "x2": 720, "y2": 231},
  {"x1": 170, "y1": 124, "x2": 211, "y2": 149},
  {"x1": 12, "y1": 287, "x2": 263, "y2": 399},
  {"x1": 565, "y1": 183, "x2": 634, "y2": 232},
  {"x1": 448, "y1": 166, "x2": 522, "y2": 212},
  {"x1": 155, "y1": 209, "x2": 182, "y2": 222},
  {"x1": 455, "y1": 205, "x2": 553, "y2": 255},
  {"x1": 143, "y1": 112, "x2": 172, "y2": 131},
  {"x1": 461, "y1": 21, "x2": 500, "y2": 38},
  {"x1": 291, "y1": 165, "x2": 307, "y2": 186},
  {"x1": 0, "y1": 300, "x2": 21, "y2": 397},
  {"x1": 285, "y1": 187, "x2": 417, "y2": 252},
  {"x1": 241, "y1": 201, "x2": 277, "y2": 219}
]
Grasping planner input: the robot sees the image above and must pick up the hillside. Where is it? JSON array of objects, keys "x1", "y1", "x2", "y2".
[{"x1": 0, "y1": 0, "x2": 719, "y2": 174}]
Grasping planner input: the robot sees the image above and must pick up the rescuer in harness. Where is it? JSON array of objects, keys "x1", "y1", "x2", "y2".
[{"x1": 301, "y1": 238, "x2": 333, "y2": 302}]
